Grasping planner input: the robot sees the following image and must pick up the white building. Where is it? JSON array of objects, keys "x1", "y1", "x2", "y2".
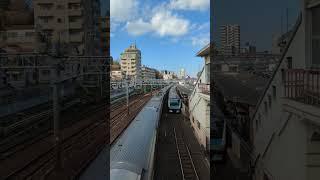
[
  {"x1": 120, "y1": 44, "x2": 142, "y2": 79},
  {"x1": 33, "y1": 0, "x2": 101, "y2": 55},
  {"x1": 189, "y1": 44, "x2": 210, "y2": 152},
  {"x1": 141, "y1": 65, "x2": 156, "y2": 79},
  {"x1": 111, "y1": 70, "x2": 123, "y2": 80},
  {"x1": 161, "y1": 70, "x2": 175, "y2": 80},
  {"x1": 251, "y1": 1, "x2": 320, "y2": 180}
]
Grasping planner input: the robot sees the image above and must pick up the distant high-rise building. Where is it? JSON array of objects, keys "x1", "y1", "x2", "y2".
[
  {"x1": 33, "y1": 0, "x2": 101, "y2": 55},
  {"x1": 220, "y1": 24, "x2": 240, "y2": 56},
  {"x1": 179, "y1": 68, "x2": 186, "y2": 79},
  {"x1": 120, "y1": 44, "x2": 141, "y2": 79}
]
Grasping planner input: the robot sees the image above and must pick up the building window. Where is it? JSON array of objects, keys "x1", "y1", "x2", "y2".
[
  {"x1": 272, "y1": 85, "x2": 276, "y2": 99},
  {"x1": 7, "y1": 32, "x2": 17, "y2": 38},
  {"x1": 39, "y1": 16, "x2": 52, "y2": 23},
  {"x1": 69, "y1": 16, "x2": 80, "y2": 23},
  {"x1": 57, "y1": 5, "x2": 64, "y2": 9},
  {"x1": 38, "y1": 3, "x2": 53, "y2": 10},
  {"x1": 57, "y1": 18, "x2": 62, "y2": 23},
  {"x1": 25, "y1": 32, "x2": 35, "y2": 37},
  {"x1": 68, "y1": 3, "x2": 81, "y2": 10},
  {"x1": 312, "y1": 5, "x2": 320, "y2": 66}
]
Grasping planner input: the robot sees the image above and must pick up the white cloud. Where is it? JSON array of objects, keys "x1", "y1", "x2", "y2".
[
  {"x1": 110, "y1": 0, "x2": 138, "y2": 22},
  {"x1": 126, "y1": 9, "x2": 190, "y2": 37},
  {"x1": 191, "y1": 34, "x2": 209, "y2": 47},
  {"x1": 151, "y1": 10, "x2": 189, "y2": 36},
  {"x1": 126, "y1": 19, "x2": 153, "y2": 36},
  {"x1": 169, "y1": 0, "x2": 210, "y2": 11}
]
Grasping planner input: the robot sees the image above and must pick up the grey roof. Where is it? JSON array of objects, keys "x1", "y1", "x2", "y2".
[
  {"x1": 110, "y1": 86, "x2": 170, "y2": 180},
  {"x1": 214, "y1": 72, "x2": 268, "y2": 106},
  {"x1": 196, "y1": 43, "x2": 210, "y2": 57}
]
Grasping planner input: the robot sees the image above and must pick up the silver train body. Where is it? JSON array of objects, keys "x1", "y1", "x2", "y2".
[
  {"x1": 167, "y1": 86, "x2": 182, "y2": 113},
  {"x1": 110, "y1": 86, "x2": 170, "y2": 180}
]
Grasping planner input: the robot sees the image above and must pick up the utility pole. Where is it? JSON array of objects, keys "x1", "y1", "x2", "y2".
[
  {"x1": 126, "y1": 72, "x2": 129, "y2": 115},
  {"x1": 52, "y1": 64, "x2": 62, "y2": 171}
]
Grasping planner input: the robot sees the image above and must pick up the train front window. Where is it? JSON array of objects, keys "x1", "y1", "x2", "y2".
[{"x1": 170, "y1": 99, "x2": 180, "y2": 106}]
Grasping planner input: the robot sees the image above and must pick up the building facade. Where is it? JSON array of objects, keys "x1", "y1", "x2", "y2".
[
  {"x1": 220, "y1": 24, "x2": 240, "y2": 56},
  {"x1": 161, "y1": 70, "x2": 175, "y2": 80},
  {"x1": 141, "y1": 65, "x2": 156, "y2": 79},
  {"x1": 189, "y1": 44, "x2": 210, "y2": 153},
  {"x1": 249, "y1": 1, "x2": 320, "y2": 180},
  {"x1": 179, "y1": 68, "x2": 186, "y2": 79},
  {"x1": 120, "y1": 44, "x2": 141, "y2": 79},
  {"x1": 0, "y1": 0, "x2": 35, "y2": 52},
  {"x1": 33, "y1": 0, "x2": 101, "y2": 55}
]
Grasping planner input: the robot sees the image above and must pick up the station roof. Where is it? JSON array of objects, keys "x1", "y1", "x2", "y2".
[{"x1": 196, "y1": 43, "x2": 210, "y2": 57}]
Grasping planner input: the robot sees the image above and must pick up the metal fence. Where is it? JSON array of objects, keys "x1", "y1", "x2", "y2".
[
  {"x1": 284, "y1": 69, "x2": 320, "y2": 106},
  {"x1": 198, "y1": 83, "x2": 210, "y2": 95}
]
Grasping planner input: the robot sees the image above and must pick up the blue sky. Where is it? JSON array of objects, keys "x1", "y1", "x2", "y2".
[
  {"x1": 107, "y1": 0, "x2": 210, "y2": 77},
  {"x1": 213, "y1": 0, "x2": 300, "y2": 51}
]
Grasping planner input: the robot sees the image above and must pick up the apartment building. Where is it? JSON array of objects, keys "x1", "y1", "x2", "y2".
[
  {"x1": 33, "y1": 0, "x2": 101, "y2": 55},
  {"x1": 220, "y1": 24, "x2": 240, "y2": 56},
  {"x1": 120, "y1": 44, "x2": 141, "y2": 79},
  {"x1": 141, "y1": 65, "x2": 156, "y2": 79},
  {"x1": 249, "y1": 1, "x2": 320, "y2": 179},
  {"x1": 0, "y1": 0, "x2": 35, "y2": 52},
  {"x1": 98, "y1": 15, "x2": 110, "y2": 56},
  {"x1": 189, "y1": 44, "x2": 210, "y2": 152},
  {"x1": 161, "y1": 70, "x2": 176, "y2": 80}
]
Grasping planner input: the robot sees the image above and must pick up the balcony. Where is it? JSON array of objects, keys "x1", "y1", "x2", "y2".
[
  {"x1": 69, "y1": 32, "x2": 84, "y2": 43},
  {"x1": 36, "y1": 9, "x2": 54, "y2": 17},
  {"x1": 69, "y1": 21, "x2": 83, "y2": 29},
  {"x1": 283, "y1": 69, "x2": 320, "y2": 125},
  {"x1": 69, "y1": 9, "x2": 83, "y2": 16},
  {"x1": 284, "y1": 69, "x2": 320, "y2": 106},
  {"x1": 198, "y1": 83, "x2": 210, "y2": 95}
]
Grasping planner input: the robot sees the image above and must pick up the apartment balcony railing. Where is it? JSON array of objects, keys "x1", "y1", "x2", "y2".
[
  {"x1": 284, "y1": 69, "x2": 320, "y2": 106},
  {"x1": 198, "y1": 83, "x2": 210, "y2": 95},
  {"x1": 69, "y1": 9, "x2": 83, "y2": 16},
  {"x1": 69, "y1": 21, "x2": 83, "y2": 29}
]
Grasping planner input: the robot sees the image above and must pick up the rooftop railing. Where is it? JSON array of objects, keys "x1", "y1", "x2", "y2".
[
  {"x1": 198, "y1": 83, "x2": 210, "y2": 95},
  {"x1": 284, "y1": 69, "x2": 320, "y2": 106}
]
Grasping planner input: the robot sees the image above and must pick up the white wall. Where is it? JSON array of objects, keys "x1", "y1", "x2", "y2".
[{"x1": 253, "y1": 4, "x2": 320, "y2": 179}]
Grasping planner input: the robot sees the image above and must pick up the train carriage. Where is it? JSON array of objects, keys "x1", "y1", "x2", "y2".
[
  {"x1": 168, "y1": 86, "x2": 182, "y2": 113},
  {"x1": 110, "y1": 86, "x2": 170, "y2": 180}
]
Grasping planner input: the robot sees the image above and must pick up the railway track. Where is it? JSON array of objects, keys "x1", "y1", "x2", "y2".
[
  {"x1": 174, "y1": 127, "x2": 199, "y2": 180},
  {"x1": 0, "y1": 99, "x2": 104, "y2": 158},
  {"x1": 0, "y1": 101, "x2": 108, "y2": 179},
  {"x1": 110, "y1": 92, "x2": 154, "y2": 144}
]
